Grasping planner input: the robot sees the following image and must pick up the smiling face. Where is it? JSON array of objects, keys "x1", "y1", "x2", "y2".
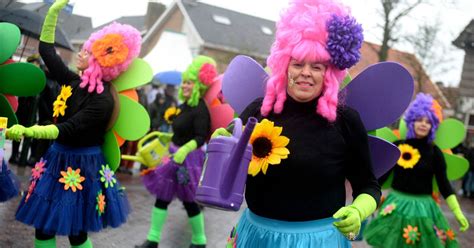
[
  {"x1": 414, "y1": 116, "x2": 432, "y2": 139},
  {"x1": 286, "y1": 58, "x2": 327, "y2": 103},
  {"x1": 181, "y1": 80, "x2": 195, "y2": 99}
]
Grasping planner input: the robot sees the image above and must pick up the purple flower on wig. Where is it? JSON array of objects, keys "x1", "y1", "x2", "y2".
[
  {"x1": 404, "y1": 93, "x2": 440, "y2": 143},
  {"x1": 326, "y1": 14, "x2": 363, "y2": 70}
]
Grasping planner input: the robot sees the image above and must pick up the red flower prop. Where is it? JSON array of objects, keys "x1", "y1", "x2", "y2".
[{"x1": 199, "y1": 63, "x2": 217, "y2": 86}]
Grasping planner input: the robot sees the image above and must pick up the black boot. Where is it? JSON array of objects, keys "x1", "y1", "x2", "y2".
[
  {"x1": 189, "y1": 245, "x2": 206, "y2": 248},
  {"x1": 135, "y1": 240, "x2": 158, "y2": 248}
]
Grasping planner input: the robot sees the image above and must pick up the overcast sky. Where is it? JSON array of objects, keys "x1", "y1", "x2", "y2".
[{"x1": 19, "y1": 0, "x2": 474, "y2": 87}]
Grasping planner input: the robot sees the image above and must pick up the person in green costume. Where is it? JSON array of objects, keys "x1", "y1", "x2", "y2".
[
  {"x1": 365, "y1": 93, "x2": 470, "y2": 247},
  {"x1": 7, "y1": 0, "x2": 143, "y2": 247},
  {"x1": 136, "y1": 56, "x2": 215, "y2": 248}
]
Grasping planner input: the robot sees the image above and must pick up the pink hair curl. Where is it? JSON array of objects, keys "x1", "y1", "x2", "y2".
[
  {"x1": 81, "y1": 22, "x2": 141, "y2": 94},
  {"x1": 261, "y1": 0, "x2": 350, "y2": 122}
]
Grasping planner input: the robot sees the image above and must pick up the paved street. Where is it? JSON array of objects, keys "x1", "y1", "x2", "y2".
[{"x1": 1, "y1": 140, "x2": 473, "y2": 247}]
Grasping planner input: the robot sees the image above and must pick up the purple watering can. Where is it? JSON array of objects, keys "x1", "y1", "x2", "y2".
[{"x1": 196, "y1": 117, "x2": 257, "y2": 211}]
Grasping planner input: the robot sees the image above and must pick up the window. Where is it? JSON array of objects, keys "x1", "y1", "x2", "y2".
[
  {"x1": 212, "y1": 15, "x2": 231, "y2": 25},
  {"x1": 261, "y1": 26, "x2": 273, "y2": 35}
]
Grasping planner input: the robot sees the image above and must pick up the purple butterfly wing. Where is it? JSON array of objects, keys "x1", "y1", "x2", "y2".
[
  {"x1": 343, "y1": 62, "x2": 414, "y2": 131},
  {"x1": 222, "y1": 55, "x2": 268, "y2": 114}
]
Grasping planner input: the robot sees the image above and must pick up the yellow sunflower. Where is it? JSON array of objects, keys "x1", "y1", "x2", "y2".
[
  {"x1": 397, "y1": 144, "x2": 421, "y2": 169},
  {"x1": 164, "y1": 106, "x2": 181, "y2": 124},
  {"x1": 248, "y1": 119, "x2": 290, "y2": 176}
]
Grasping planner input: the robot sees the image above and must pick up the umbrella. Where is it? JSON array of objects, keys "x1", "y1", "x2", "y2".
[
  {"x1": 153, "y1": 71, "x2": 182, "y2": 86},
  {"x1": 0, "y1": 8, "x2": 74, "y2": 51}
]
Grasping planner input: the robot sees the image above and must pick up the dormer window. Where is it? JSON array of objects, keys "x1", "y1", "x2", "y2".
[
  {"x1": 212, "y1": 14, "x2": 231, "y2": 25},
  {"x1": 261, "y1": 26, "x2": 273, "y2": 35}
]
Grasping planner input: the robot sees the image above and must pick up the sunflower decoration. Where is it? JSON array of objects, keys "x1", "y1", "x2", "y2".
[
  {"x1": 164, "y1": 106, "x2": 181, "y2": 124},
  {"x1": 248, "y1": 119, "x2": 290, "y2": 176},
  {"x1": 402, "y1": 225, "x2": 421, "y2": 245},
  {"x1": 0, "y1": 23, "x2": 46, "y2": 127},
  {"x1": 58, "y1": 167, "x2": 86, "y2": 192},
  {"x1": 52, "y1": 85, "x2": 72, "y2": 118},
  {"x1": 397, "y1": 144, "x2": 421, "y2": 169}
]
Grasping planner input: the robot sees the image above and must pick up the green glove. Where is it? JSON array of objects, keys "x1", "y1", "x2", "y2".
[
  {"x1": 24, "y1": 125, "x2": 59, "y2": 140},
  {"x1": 173, "y1": 140, "x2": 197, "y2": 164},
  {"x1": 6, "y1": 124, "x2": 27, "y2": 141},
  {"x1": 40, "y1": 0, "x2": 69, "y2": 43},
  {"x1": 158, "y1": 132, "x2": 173, "y2": 144},
  {"x1": 333, "y1": 193, "x2": 377, "y2": 239},
  {"x1": 446, "y1": 194, "x2": 469, "y2": 232},
  {"x1": 211, "y1": 128, "x2": 231, "y2": 138}
]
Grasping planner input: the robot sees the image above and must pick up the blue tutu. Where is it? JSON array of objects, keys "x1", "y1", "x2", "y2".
[
  {"x1": 0, "y1": 159, "x2": 19, "y2": 202},
  {"x1": 16, "y1": 143, "x2": 130, "y2": 236},
  {"x1": 229, "y1": 209, "x2": 351, "y2": 248}
]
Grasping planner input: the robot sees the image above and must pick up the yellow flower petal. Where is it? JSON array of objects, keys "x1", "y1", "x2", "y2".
[
  {"x1": 272, "y1": 147, "x2": 290, "y2": 156},
  {"x1": 261, "y1": 159, "x2": 270, "y2": 174},
  {"x1": 248, "y1": 158, "x2": 262, "y2": 176},
  {"x1": 267, "y1": 153, "x2": 281, "y2": 165},
  {"x1": 272, "y1": 136, "x2": 290, "y2": 147}
]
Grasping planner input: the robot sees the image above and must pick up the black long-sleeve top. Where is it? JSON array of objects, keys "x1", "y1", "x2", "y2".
[
  {"x1": 171, "y1": 99, "x2": 210, "y2": 147},
  {"x1": 380, "y1": 138, "x2": 454, "y2": 198},
  {"x1": 240, "y1": 97, "x2": 381, "y2": 221},
  {"x1": 39, "y1": 42, "x2": 114, "y2": 147}
]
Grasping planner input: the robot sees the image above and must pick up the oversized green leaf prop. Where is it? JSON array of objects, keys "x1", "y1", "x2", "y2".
[
  {"x1": 112, "y1": 59, "x2": 153, "y2": 92},
  {"x1": 0, "y1": 94, "x2": 18, "y2": 127},
  {"x1": 376, "y1": 127, "x2": 399, "y2": 143},
  {"x1": 0, "y1": 63, "x2": 46, "y2": 96},
  {"x1": 0, "y1": 23, "x2": 21, "y2": 64},
  {"x1": 113, "y1": 95, "x2": 150, "y2": 141},
  {"x1": 443, "y1": 153, "x2": 469, "y2": 180},
  {"x1": 398, "y1": 119, "x2": 407, "y2": 140},
  {"x1": 434, "y1": 118, "x2": 466, "y2": 149},
  {"x1": 340, "y1": 73, "x2": 352, "y2": 89},
  {"x1": 102, "y1": 131, "x2": 121, "y2": 171}
]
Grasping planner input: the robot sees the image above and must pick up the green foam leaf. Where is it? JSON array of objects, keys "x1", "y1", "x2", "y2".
[
  {"x1": 443, "y1": 153, "x2": 469, "y2": 180},
  {"x1": 0, "y1": 94, "x2": 18, "y2": 127},
  {"x1": 113, "y1": 95, "x2": 150, "y2": 140},
  {"x1": 112, "y1": 59, "x2": 153, "y2": 92},
  {"x1": 0, "y1": 63, "x2": 46, "y2": 96},
  {"x1": 102, "y1": 131, "x2": 121, "y2": 172},
  {"x1": 0, "y1": 23, "x2": 21, "y2": 64},
  {"x1": 434, "y1": 118, "x2": 466, "y2": 149},
  {"x1": 398, "y1": 118, "x2": 407, "y2": 140},
  {"x1": 340, "y1": 73, "x2": 352, "y2": 90},
  {"x1": 375, "y1": 127, "x2": 399, "y2": 143}
]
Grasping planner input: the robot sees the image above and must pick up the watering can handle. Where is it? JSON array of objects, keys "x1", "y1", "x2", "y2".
[
  {"x1": 231, "y1": 118, "x2": 243, "y2": 139},
  {"x1": 137, "y1": 131, "x2": 164, "y2": 150}
]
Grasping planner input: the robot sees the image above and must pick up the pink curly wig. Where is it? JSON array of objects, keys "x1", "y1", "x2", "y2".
[
  {"x1": 81, "y1": 22, "x2": 141, "y2": 94},
  {"x1": 261, "y1": 0, "x2": 352, "y2": 122}
]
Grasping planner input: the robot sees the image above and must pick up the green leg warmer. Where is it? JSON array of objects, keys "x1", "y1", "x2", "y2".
[
  {"x1": 189, "y1": 213, "x2": 207, "y2": 245},
  {"x1": 71, "y1": 238, "x2": 93, "y2": 248},
  {"x1": 147, "y1": 207, "x2": 168, "y2": 242},
  {"x1": 34, "y1": 237, "x2": 56, "y2": 248}
]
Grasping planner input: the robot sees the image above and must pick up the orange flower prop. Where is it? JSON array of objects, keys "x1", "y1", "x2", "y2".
[
  {"x1": 59, "y1": 167, "x2": 85, "y2": 192},
  {"x1": 445, "y1": 229, "x2": 455, "y2": 241},
  {"x1": 402, "y1": 225, "x2": 421, "y2": 245},
  {"x1": 248, "y1": 119, "x2": 290, "y2": 176},
  {"x1": 96, "y1": 191, "x2": 106, "y2": 216},
  {"x1": 92, "y1": 34, "x2": 129, "y2": 67}
]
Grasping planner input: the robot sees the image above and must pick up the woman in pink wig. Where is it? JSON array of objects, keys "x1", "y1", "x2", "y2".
[
  {"x1": 221, "y1": 0, "x2": 381, "y2": 247},
  {"x1": 7, "y1": 0, "x2": 140, "y2": 247}
]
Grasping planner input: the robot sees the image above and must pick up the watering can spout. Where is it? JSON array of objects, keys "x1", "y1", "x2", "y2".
[
  {"x1": 221, "y1": 117, "x2": 257, "y2": 197},
  {"x1": 121, "y1": 154, "x2": 146, "y2": 165}
]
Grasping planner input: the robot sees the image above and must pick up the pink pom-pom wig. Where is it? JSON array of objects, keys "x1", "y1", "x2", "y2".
[
  {"x1": 80, "y1": 22, "x2": 141, "y2": 94},
  {"x1": 261, "y1": 0, "x2": 360, "y2": 122}
]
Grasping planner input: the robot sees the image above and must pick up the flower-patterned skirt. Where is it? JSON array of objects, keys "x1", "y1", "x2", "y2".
[
  {"x1": 141, "y1": 143, "x2": 204, "y2": 202},
  {"x1": 15, "y1": 142, "x2": 129, "y2": 236},
  {"x1": 0, "y1": 159, "x2": 19, "y2": 202},
  {"x1": 365, "y1": 190, "x2": 459, "y2": 248}
]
